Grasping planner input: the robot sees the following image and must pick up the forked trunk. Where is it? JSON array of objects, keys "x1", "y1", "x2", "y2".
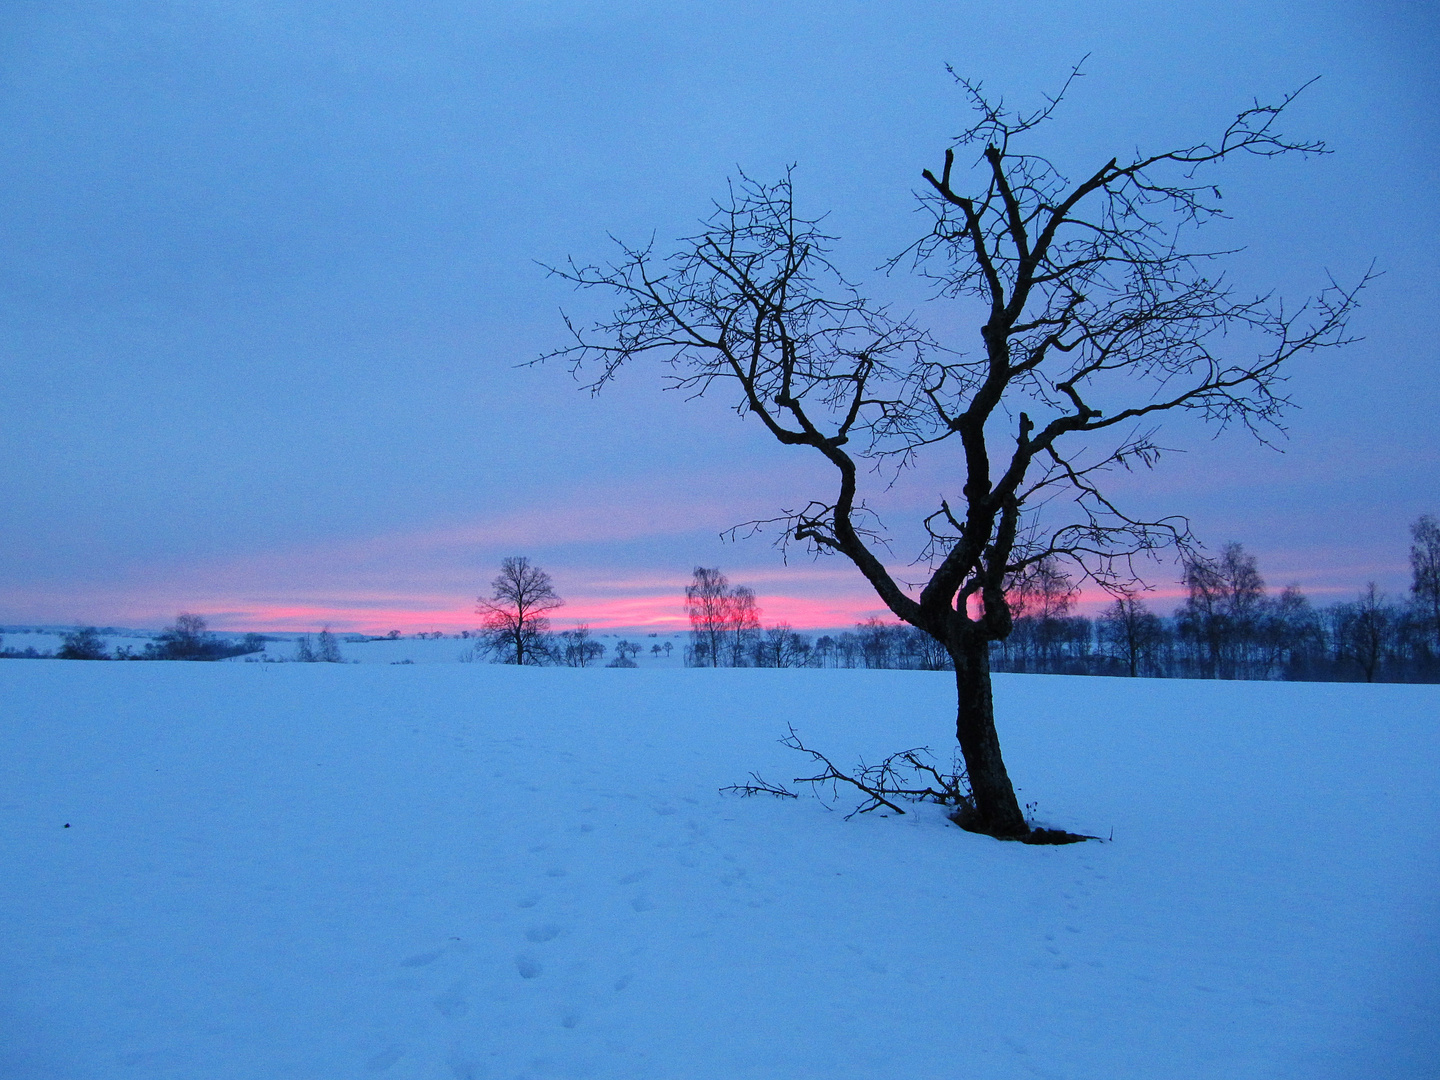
[{"x1": 951, "y1": 634, "x2": 1028, "y2": 837}]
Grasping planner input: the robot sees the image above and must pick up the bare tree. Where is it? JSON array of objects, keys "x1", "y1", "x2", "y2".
[
  {"x1": 58, "y1": 627, "x2": 109, "y2": 660},
  {"x1": 684, "y1": 567, "x2": 729, "y2": 667},
  {"x1": 1098, "y1": 593, "x2": 1165, "y2": 677},
  {"x1": 1411, "y1": 514, "x2": 1440, "y2": 651},
  {"x1": 754, "y1": 622, "x2": 811, "y2": 667},
  {"x1": 1177, "y1": 543, "x2": 1269, "y2": 678},
  {"x1": 558, "y1": 624, "x2": 606, "y2": 667},
  {"x1": 547, "y1": 72, "x2": 1365, "y2": 836},
  {"x1": 478, "y1": 557, "x2": 562, "y2": 665},
  {"x1": 684, "y1": 567, "x2": 761, "y2": 666},
  {"x1": 607, "y1": 639, "x2": 642, "y2": 667},
  {"x1": 1336, "y1": 583, "x2": 1394, "y2": 682},
  {"x1": 721, "y1": 585, "x2": 761, "y2": 666}
]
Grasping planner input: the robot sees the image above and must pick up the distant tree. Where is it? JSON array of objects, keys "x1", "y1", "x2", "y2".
[
  {"x1": 387, "y1": 629, "x2": 401, "y2": 639},
  {"x1": 684, "y1": 567, "x2": 728, "y2": 667},
  {"x1": 1411, "y1": 514, "x2": 1440, "y2": 651},
  {"x1": 296, "y1": 627, "x2": 343, "y2": 663},
  {"x1": 1259, "y1": 585, "x2": 1322, "y2": 679},
  {"x1": 812, "y1": 634, "x2": 838, "y2": 667},
  {"x1": 1335, "y1": 583, "x2": 1395, "y2": 682},
  {"x1": 902, "y1": 626, "x2": 953, "y2": 670},
  {"x1": 150, "y1": 613, "x2": 214, "y2": 660},
  {"x1": 662, "y1": 640, "x2": 673, "y2": 658},
  {"x1": 754, "y1": 622, "x2": 811, "y2": 668},
  {"x1": 1177, "y1": 544, "x2": 1268, "y2": 678},
  {"x1": 722, "y1": 586, "x2": 761, "y2": 666},
  {"x1": 607, "y1": 639, "x2": 642, "y2": 667},
  {"x1": 315, "y1": 627, "x2": 343, "y2": 662},
  {"x1": 1004, "y1": 556, "x2": 1079, "y2": 671},
  {"x1": 478, "y1": 557, "x2": 562, "y2": 665},
  {"x1": 143, "y1": 614, "x2": 263, "y2": 661},
  {"x1": 58, "y1": 627, "x2": 109, "y2": 660},
  {"x1": 684, "y1": 568, "x2": 761, "y2": 667},
  {"x1": 1098, "y1": 594, "x2": 1165, "y2": 677},
  {"x1": 558, "y1": 624, "x2": 607, "y2": 667},
  {"x1": 856, "y1": 618, "x2": 903, "y2": 669}
]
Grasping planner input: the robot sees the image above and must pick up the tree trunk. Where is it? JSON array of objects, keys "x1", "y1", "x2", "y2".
[{"x1": 951, "y1": 634, "x2": 1029, "y2": 837}]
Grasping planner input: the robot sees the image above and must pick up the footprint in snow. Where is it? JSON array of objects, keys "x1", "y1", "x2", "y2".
[
  {"x1": 433, "y1": 980, "x2": 469, "y2": 1018},
  {"x1": 400, "y1": 948, "x2": 446, "y2": 967},
  {"x1": 516, "y1": 955, "x2": 543, "y2": 979},
  {"x1": 630, "y1": 896, "x2": 655, "y2": 912},
  {"x1": 525, "y1": 924, "x2": 562, "y2": 943},
  {"x1": 366, "y1": 1047, "x2": 403, "y2": 1072},
  {"x1": 616, "y1": 870, "x2": 648, "y2": 885}
]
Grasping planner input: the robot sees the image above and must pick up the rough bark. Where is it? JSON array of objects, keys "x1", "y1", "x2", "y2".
[{"x1": 949, "y1": 631, "x2": 1027, "y2": 836}]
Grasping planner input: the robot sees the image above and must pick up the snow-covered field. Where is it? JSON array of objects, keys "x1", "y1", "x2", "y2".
[
  {"x1": 1, "y1": 663, "x2": 1435, "y2": 1079},
  {"x1": 0, "y1": 629, "x2": 692, "y2": 667}
]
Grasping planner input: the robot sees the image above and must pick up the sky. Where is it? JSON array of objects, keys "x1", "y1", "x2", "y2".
[{"x1": 1, "y1": 0, "x2": 1437, "y2": 633}]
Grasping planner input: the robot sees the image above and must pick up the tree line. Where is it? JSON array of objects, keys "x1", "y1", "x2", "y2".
[
  {"x1": 467, "y1": 556, "x2": 669, "y2": 668},
  {"x1": 0, "y1": 614, "x2": 267, "y2": 661},
  {"x1": 682, "y1": 516, "x2": 1440, "y2": 684}
]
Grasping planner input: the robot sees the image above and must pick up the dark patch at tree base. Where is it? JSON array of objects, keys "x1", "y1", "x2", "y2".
[
  {"x1": 948, "y1": 809, "x2": 1097, "y2": 844},
  {"x1": 1019, "y1": 828, "x2": 1097, "y2": 845}
]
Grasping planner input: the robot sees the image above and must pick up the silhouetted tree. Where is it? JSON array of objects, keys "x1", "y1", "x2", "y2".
[
  {"x1": 1335, "y1": 583, "x2": 1394, "y2": 682},
  {"x1": 856, "y1": 617, "x2": 903, "y2": 669},
  {"x1": 478, "y1": 557, "x2": 562, "y2": 665},
  {"x1": 812, "y1": 634, "x2": 838, "y2": 667},
  {"x1": 684, "y1": 568, "x2": 761, "y2": 666},
  {"x1": 550, "y1": 72, "x2": 1365, "y2": 835},
  {"x1": 722, "y1": 586, "x2": 762, "y2": 666},
  {"x1": 1177, "y1": 544, "x2": 1269, "y2": 678},
  {"x1": 753, "y1": 622, "x2": 811, "y2": 667},
  {"x1": 607, "y1": 639, "x2": 642, "y2": 667},
  {"x1": 1411, "y1": 514, "x2": 1440, "y2": 651},
  {"x1": 684, "y1": 567, "x2": 729, "y2": 667},
  {"x1": 142, "y1": 614, "x2": 263, "y2": 661},
  {"x1": 297, "y1": 627, "x2": 343, "y2": 662},
  {"x1": 558, "y1": 624, "x2": 607, "y2": 667},
  {"x1": 58, "y1": 627, "x2": 108, "y2": 660},
  {"x1": 1259, "y1": 585, "x2": 1322, "y2": 679},
  {"x1": 1098, "y1": 594, "x2": 1166, "y2": 677}
]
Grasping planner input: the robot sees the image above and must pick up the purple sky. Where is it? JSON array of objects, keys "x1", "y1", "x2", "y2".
[{"x1": 2, "y1": 1, "x2": 1436, "y2": 632}]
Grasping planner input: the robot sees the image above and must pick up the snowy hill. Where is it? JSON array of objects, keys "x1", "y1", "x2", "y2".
[{"x1": 1, "y1": 663, "x2": 1435, "y2": 1078}]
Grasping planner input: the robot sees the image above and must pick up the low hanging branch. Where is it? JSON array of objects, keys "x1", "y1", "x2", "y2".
[{"x1": 721, "y1": 725, "x2": 973, "y2": 821}]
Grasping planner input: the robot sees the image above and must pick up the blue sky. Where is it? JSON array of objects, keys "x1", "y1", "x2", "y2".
[{"x1": 2, "y1": 0, "x2": 1436, "y2": 631}]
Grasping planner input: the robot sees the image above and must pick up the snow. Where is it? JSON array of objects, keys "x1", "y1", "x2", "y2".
[
  {"x1": 1, "y1": 662, "x2": 1436, "y2": 1079},
  {"x1": 0, "y1": 629, "x2": 693, "y2": 667}
]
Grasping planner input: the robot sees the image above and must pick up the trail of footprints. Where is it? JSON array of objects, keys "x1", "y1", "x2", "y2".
[{"x1": 371, "y1": 794, "x2": 761, "y2": 1074}]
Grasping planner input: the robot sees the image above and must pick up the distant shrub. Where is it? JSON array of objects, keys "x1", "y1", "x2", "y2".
[
  {"x1": 141, "y1": 614, "x2": 265, "y2": 661},
  {"x1": 58, "y1": 627, "x2": 109, "y2": 660}
]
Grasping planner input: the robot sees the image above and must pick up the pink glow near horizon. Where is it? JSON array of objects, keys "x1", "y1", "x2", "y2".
[
  {"x1": 187, "y1": 591, "x2": 895, "y2": 635},
  {"x1": 188, "y1": 584, "x2": 1192, "y2": 635},
  {"x1": 42, "y1": 555, "x2": 1384, "y2": 636}
]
